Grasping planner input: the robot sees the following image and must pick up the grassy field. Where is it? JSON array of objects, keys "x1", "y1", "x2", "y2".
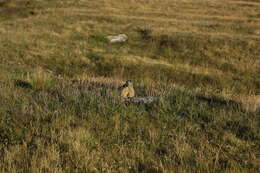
[{"x1": 0, "y1": 0, "x2": 259, "y2": 172}]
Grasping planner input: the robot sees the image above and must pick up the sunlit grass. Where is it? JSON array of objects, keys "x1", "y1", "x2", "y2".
[{"x1": 0, "y1": 0, "x2": 259, "y2": 172}]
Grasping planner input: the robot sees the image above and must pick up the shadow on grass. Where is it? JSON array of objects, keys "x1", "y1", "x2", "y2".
[
  {"x1": 195, "y1": 94, "x2": 241, "y2": 110},
  {"x1": 223, "y1": 120, "x2": 259, "y2": 141},
  {"x1": 14, "y1": 79, "x2": 33, "y2": 89},
  {"x1": 0, "y1": 0, "x2": 38, "y2": 20},
  {"x1": 129, "y1": 161, "x2": 163, "y2": 173}
]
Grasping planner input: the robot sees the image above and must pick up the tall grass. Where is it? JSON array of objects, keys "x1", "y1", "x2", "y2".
[{"x1": 0, "y1": 0, "x2": 259, "y2": 172}]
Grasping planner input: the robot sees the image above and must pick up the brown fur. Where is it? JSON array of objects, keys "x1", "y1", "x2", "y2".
[{"x1": 118, "y1": 80, "x2": 135, "y2": 99}]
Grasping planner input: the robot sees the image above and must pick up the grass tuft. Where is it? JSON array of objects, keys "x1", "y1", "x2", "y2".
[{"x1": 0, "y1": 0, "x2": 259, "y2": 172}]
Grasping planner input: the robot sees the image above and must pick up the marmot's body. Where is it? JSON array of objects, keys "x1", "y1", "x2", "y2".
[
  {"x1": 121, "y1": 85, "x2": 135, "y2": 98},
  {"x1": 118, "y1": 80, "x2": 135, "y2": 99}
]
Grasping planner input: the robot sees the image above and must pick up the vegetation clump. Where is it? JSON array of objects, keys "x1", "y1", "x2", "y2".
[{"x1": 0, "y1": 0, "x2": 259, "y2": 172}]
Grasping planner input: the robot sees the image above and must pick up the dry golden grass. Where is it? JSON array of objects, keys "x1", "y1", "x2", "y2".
[{"x1": 0, "y1": 0, "x2": 259, "y2": 172}]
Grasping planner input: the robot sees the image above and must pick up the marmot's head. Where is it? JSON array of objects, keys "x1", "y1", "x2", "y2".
[
  {"x1": 118, "y1": 80, "x2": 133, "y2": 91},
  {"x1": 125, "y1": 80, "x2": 133, "y2": 86}
]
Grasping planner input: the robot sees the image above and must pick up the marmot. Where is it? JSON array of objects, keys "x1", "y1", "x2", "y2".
[{"x1": 118, "y1": 80, "x2": 135, "y2": 99}]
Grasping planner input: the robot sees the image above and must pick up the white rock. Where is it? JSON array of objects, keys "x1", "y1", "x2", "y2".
[{"x1": 107, "y1": 34, "x2": 128, "y2": 43}]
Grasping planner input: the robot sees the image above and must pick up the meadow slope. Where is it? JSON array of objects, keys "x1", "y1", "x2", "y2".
[{"x1": 0, "y1": 0, "x2": 259, "y2": 172}]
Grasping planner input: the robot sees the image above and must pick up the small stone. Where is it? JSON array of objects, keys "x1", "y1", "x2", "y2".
[
  {"x1": 107, "y1": 34, "x2": 128, "y2": 43},
  {"x1": 130, "y1": 96, "x2": 159, "y2": 104}
]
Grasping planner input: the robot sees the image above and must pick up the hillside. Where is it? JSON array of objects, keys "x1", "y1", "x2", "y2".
[{"x1": 0, "y1": 0, "x2": 259, "y2": 172}]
